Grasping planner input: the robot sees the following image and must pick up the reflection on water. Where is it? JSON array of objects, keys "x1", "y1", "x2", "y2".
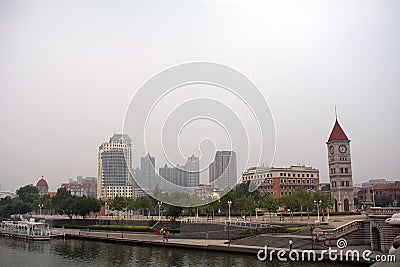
[{"x1": 0, "y1": 237, "x2": 360, "y2": 267}]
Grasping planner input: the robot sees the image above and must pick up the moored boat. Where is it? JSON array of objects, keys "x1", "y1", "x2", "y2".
[{"x1": 0, "y1": 218, "x2": 50, "y2": 241}]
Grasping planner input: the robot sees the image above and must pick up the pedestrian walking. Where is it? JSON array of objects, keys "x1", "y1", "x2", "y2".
[
  {"x1": 165, "y1": 230, "x2": 169, "y2": 242},
  {"x1": 162, "y1": 229, "x2": 166, "y2": 242},
  {"x1": 289, "y1": 239, "x2": 294, "y2": 251}
]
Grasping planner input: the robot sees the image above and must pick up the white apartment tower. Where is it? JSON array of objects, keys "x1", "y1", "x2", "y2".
[
  {"x1": 97, "y1": 134, "x2": 133, "y2": 199},
  {"x1": 327, "y1": 119, "x2": 355, "y2": 212}
]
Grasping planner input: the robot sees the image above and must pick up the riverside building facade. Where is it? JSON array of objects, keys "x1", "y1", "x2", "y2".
[{"x1": 241, "y1": 165, "x2": 320, "y2": 196}]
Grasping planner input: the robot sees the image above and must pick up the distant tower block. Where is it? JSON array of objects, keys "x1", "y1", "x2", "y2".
[{"x1": 326, "y1": 118, "x2": 355, "y2": 212}]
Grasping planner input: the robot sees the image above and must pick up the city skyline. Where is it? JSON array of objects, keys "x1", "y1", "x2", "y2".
[{"x1": 1, "y1": 1, "x2": 399, "y2": 192}]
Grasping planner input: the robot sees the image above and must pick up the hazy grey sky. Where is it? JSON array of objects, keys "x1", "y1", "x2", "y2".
[{"x1": 1, "y1": 0, "x2": 399, "y2": 192}]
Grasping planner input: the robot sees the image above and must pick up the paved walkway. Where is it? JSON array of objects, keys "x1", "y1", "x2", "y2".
[
  {"x1": 232, "y1": 233, "x2": 326, "y2": 250},
  {"x1": 36, "y1": 214, "x2": 367, "y2": 228},
  {"x1": 61, "y1": 229, "x2": 391, "y2": 264}
]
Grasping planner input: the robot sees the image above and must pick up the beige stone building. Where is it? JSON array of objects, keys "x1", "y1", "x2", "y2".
[{"x1": 242, "y1": 165, "x2": 319, "y2": 196}]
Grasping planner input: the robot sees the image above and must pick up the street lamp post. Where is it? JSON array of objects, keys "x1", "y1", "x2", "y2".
[
  {"x1": 227, "y1": 201, "x2": 232, "y2": 222},
  {"x1": 38, "y1": 204, "x2": 43, "y2": 216},
  {"x1": 326, "y1": 206, "x2": 330, "y2": 223},
  {"x1": 372, "y1": 184, "x2": 376, "y2": 207},
  {"x1": 157, "y1": 201, "x2": 162, "y2": 221},
  {"x1": 314, "y1": 200, "x2": 322, "y2": 223}
]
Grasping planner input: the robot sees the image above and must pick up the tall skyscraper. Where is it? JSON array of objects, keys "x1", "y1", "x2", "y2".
[
  {"x1": 140, "y1": 154, "x2": 156, "y2": 190},
  {"x1": 209, "y1": 151, "x2": 237, "y2": 190},
  {"x1": 97, "y1": 134, "x2": 133, "y2": 199},
  {"x1": 327, "y1": 119, "x2": 355, "y2": 212},
  {"x1": 184, "y1": 155, "x2": 200, "y2": 188}
]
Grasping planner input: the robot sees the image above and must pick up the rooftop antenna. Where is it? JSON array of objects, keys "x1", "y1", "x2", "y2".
[{"x1": 335, "y1": 106, "x2": 338, "y2": 121}]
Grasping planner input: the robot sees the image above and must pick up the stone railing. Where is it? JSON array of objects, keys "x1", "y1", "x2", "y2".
[
  {"x1": 320, "y1": 220, "x2": 363, "y2": 239},
  {"x1": 181, "y1": 217, "x2": 275, "y2": 229},
  {"x1": 369, "y1": 207, "x2": 400, "y2": 216}
]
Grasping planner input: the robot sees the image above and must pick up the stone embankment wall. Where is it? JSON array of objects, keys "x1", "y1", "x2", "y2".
[
  {"x1": 180, "y1": 223, "x2": 250, "y2": 239},
  {"x1": 47, "y1": 218, "x2": 179, "y2": 229}
]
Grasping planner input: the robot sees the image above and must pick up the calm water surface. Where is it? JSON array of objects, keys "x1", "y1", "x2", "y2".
[{"x1": 0, "y1": 237, "x2": 361, "y2": 267}]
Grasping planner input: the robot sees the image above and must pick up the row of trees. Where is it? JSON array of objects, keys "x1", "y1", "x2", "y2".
[
  {"x1": 2, "y1": 182, "x2": 358, "y2": 220},
  {"x1": 206, "y1": 183, "x2": 332, "y2": 220},
  {"x1": 1, "y1": 185, "x2": 42, "y2": 218},
  {"x1": 106, "y1": 183, "x2": 333, "y2": 221},
  {"x1": 107, "y1": 193, "x2": 188, "y2": 221},
  {"x1": 0, "y1": 185, "x2": 103, "y2": 219}
]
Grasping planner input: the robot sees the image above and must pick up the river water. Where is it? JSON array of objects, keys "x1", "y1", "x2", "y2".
[{"x1": 0, "y1": 237, "x2": 358, "y2": 267}]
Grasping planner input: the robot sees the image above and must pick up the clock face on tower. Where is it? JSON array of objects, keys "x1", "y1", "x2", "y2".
[
  {"x1": 329, "y1": 146, "x2": 334, "y2": 154},
  {"x1": 339, "y1": 145, "x2": 347, "y2": 153}
]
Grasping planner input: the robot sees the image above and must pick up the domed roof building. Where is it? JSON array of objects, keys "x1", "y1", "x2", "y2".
[{"x1": 36, "y1": 176, "x2": 49, "y2": 195}]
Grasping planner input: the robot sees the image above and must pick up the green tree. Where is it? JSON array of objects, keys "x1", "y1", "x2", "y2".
[
  {"x1": 0, "y1": 197, "x2": 32, "y2": 218},
  {"x1": 292, "y1": 186, "x2": 313, "y2": 220},
  {"x1": 33, "y1": 194, "x2": 53, "y2": 214},
  {"x1": 282, "y1": 193, "x2": 301, "y2": 222},
  {"x1": 109, "y1": 196, "x2": 128, "y2": 211},
  {"x1": 313, "y1": 191, "x2": 332, "y2": 218},
  {"x1": 375, "y1": 195, "x2": 394, "y2": 207},
  {"x1": 260, "y1": 193, "x2": 280, "y2": 223},
  {"x1": 165, "y1": 204, "x2": 182, "y2": 221},
  {"x1": 16, "y1": 185, "x2": 40, "y2": 204},
  {"x1": 75, "y1": 196, "x2": 102, "y2": 218},
  {"x1": 51, "y1": 187, "x2": 75, "y2": 218},
  {"x1": 136, "y1": 196, "x2": 153, "y2": 216}
]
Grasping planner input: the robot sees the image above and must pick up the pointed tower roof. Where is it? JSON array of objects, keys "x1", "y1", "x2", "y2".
[{"x1": 328, "y1": 120, "x2": 349, "y2": 142}]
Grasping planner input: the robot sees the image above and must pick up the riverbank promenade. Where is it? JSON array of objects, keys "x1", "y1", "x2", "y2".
[{"x1": 62, "y1": 229, "x2": 388, "y2": 264}]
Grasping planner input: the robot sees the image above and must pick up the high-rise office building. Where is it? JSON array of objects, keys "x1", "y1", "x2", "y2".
[
  {"x1": 140, "y1": 154, "x2": 156, "y2": 190},
  {"x1": 184, "y1": 155, "x2": 200, "y2": 188},
  {"x1": 209, "y1": 151, "x2": 237, "y2": 190},
  {"x1": 159, "y1": 155, "x2": 200, "y2": 188},
  {"x1": 97, "y1": 134, "x2": 133, "y2": 199}
]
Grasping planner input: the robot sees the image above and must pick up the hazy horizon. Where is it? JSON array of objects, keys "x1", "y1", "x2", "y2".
[{"x1": 1, "y1": 0, "x2": 399, "y2": 192}]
